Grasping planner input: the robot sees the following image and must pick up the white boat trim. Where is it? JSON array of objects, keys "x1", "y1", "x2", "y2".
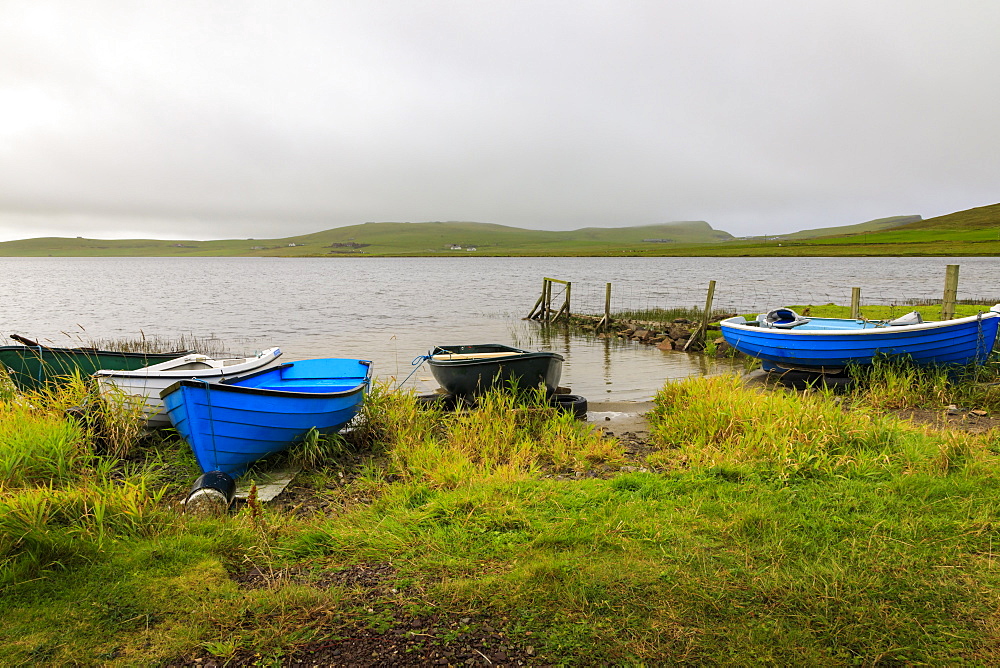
[{"x1": 720, "y1": 308, "x2": 1000, "y2": 336}]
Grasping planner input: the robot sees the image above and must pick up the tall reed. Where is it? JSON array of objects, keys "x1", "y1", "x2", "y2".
[
  {"x1": 0, "y1": 478, "x2": 169, "y2": 583},
  {"x1": 648, "y1": 374, "x2": 916, "y2": 478},
  {"x1": 0, "y1": 370, "x2": 171, "y2": 585},
  {"x1": 356, "y1": 386, "x2": 621, "y2": 488},
  {"x1": 0, "y1": 400, "x2": 90, "y2": 487},
  {"x1": 846, "y1": 357, "x2": 951, "y2": 409},
  {"x1": 28, "y1": 370, "x2": 147, "y2": 459},
  {"x1": 846, "y1": 357, "x2": 1000, "y2": 412}
]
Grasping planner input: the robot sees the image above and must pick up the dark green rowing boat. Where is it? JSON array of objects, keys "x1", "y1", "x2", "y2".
[
  {"x1": 426, "y1": 343, "x2": 564, "y2": 398},
  {"x1": 0, "y1": 336, "x2": 190, "y2": 391}
]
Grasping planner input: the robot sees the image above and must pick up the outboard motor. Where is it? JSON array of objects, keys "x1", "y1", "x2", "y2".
[{"x1": 763, "y1": 308, "x2": 810, "y2": 329}]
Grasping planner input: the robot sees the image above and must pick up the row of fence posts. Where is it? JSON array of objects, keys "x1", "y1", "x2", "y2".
[
  {"x1": 850, "y1": 265, "x2": 960, "y2": 319},
  {"x1": 528, "y1": 263, "x2": 964, "y2": 334},
  {"x1": 524, "y1": 278, "x2": 615, "y2": 328},
  {"x1": 525, "y1": 277, "x2": 573, "y2": 323}
]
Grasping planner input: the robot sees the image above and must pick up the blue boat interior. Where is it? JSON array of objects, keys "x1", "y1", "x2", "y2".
[
  {"x1": 782, "y1": 318, "x2": 903, "y2": 331},
  {"x1": 734, "y1": 314, "x2": 929, "y2": 332},
  {"x1": 223, "y1": 358, "x2": 371, "y2": 394}
]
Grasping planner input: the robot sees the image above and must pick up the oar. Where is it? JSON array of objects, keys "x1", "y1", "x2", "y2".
[
  {"x1": 9, "y1": 334, "x2": 95, "y2": 352},
  {"x1": 10, "y1": 334, "x2": 42, "y2": 347}
]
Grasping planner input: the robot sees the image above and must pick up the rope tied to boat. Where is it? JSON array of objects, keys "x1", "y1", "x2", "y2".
[
  {"x1": 976, "y1": 311, "x2": 986, "y2": 362},
  {"x1": 392, "y1": 354, "x2": 432, "y2": 392},
  {"x1": 34, "y1": 344, "x2": 45, "y2": 384},
  {"x1": 197, "y1": 378, "x2": 219, "y2": 460}
]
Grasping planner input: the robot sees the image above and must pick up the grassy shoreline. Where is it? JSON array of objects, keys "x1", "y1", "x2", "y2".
[{"x1": 4, "y1": 355, "x2": 1000, "y2": 663}]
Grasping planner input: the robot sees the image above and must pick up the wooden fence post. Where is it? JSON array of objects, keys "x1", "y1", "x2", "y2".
[
  {"x1": 526, "y1": 279, "x2": 546, "y2": 320},
  {"x1": 550, "y1": 278, "x2": 571, "y2": 322},
  {"x1": 544, "y1": 279, "x2": 552, "y2": 323},
  {"x1": 942, "y1": 264, "x2": 959, "y2": 320},
  {"x1": 603, "y1": 283, "x2": 612, "y2": 331},
  {"x1": 685, "y1": 280, "x2": 716, "y2": 351},
  {"x1": 850, "y1": 288, "x2": 861, "y2": 319}
]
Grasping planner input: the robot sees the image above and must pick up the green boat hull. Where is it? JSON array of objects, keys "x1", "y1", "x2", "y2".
[
  {"x1": 427, "y1": 344, "x2": 564, "y2": 397},
  {"x1": 0, "y1": 345, "x2": 190, "y2": 391}
]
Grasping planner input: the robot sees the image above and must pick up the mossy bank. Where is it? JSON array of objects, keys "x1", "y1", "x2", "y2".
[{"x1": 4, "y1": 355, "x2": 1000, "y2": 664}]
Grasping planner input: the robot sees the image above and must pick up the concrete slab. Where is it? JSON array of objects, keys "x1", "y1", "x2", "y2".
[{"x1": 234, "y1": 466, "x2": 301, "y2": 502}]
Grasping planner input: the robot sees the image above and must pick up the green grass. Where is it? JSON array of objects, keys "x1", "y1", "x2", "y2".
[{"x1": 4, "y1": 370, "x2": 1000, "y2": 663}]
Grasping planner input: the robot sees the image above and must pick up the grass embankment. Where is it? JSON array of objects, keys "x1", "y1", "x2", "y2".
[{"x1": 3, "y1": 363, "x2": 1000, "y2": 663}]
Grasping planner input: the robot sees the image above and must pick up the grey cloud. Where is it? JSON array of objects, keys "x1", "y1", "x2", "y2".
[{"x1": 0, "y1": 0, "x2": 997, "y2": 242}]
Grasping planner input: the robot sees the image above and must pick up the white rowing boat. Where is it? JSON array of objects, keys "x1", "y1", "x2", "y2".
[{"x1": 94, "y1": 347, "x2": 283, "y2": 426}]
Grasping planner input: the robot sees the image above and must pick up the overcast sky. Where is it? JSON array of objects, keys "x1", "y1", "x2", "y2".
[{"x1": 0, "y1": 1, "x2": 998, "y2": 242}]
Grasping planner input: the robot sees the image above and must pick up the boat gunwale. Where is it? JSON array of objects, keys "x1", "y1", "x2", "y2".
[
  {"x1": 0, "y1": 345, "x2": 192, "y2": 359},
  {"x1": 427, "y1": 343, "x2": 564, "y2": 366},
  {"x1": 427, "y1": 350, "x2": 565, "y2": 366},
  {"x1": 159, "y1": 359, "x2": 373, "y2": 401},
  {"x1": 719, "y1": 310, "x2": 1000, "y2": 337},
  {"x1": 93, "y1": 347, "x2": 282, "y2": 379}
]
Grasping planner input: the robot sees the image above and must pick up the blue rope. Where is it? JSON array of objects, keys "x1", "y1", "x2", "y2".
[
  {"x1": 394, "y1": 354, "x2": 432, "y2": 392},
  {"x1": 198, "y1": 378, "x2": 218, "y2": 470},
  {"x1": 35, "y1": 345, "x2": 45, "y2": 385}
]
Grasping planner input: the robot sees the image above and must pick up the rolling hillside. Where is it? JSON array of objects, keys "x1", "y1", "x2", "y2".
[
  {"x1": 887, "y1": 203, "x2": 1000, "y2": 232},
  {"x1": 792, "y1": 203, "x2": 1000, "y2": 245},
  {"x1": 1, "y1": 203, "x2": 996, "y2": 257},
  {"x1": 780, "y1": 215, "x2": 922, "y2": 240},
  {"x1": 0, "y1": 220, "x2": 734, "y2": 257},
  {"x1": 651, "y1": 202, "x2": 1000, "y2": 257}
]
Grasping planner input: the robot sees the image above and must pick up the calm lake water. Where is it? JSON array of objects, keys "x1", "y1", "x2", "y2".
[{"x1": 1, "y1": 256, "x2": 996, "y2": 400}]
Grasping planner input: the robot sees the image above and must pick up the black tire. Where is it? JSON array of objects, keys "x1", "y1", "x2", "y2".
[{"x1": 550, "y1": 393, "x2": 588, "y2": 420}]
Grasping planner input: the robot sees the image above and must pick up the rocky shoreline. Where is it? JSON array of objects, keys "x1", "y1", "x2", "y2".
[{"x1": 566, "y1": 313, "x2": 740, "y2": 355}]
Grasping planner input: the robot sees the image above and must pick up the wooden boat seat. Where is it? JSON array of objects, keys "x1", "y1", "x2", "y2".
[{"x1": 431, "y1": 352, "x2": 524, "y2": 361}]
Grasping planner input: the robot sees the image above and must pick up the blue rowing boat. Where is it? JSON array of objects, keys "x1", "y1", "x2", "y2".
[
  {"x1": 720, "y1": 306, "x2": 1000, "y2": 372},
  {"x1": 160, "y1": 358, "x2": 372, "y2": 481}
]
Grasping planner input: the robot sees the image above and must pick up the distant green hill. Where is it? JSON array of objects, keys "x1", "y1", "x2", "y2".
[
  {"x1": 780, "y1": 215, "x2": 922, "y2": 240},
  {"x1": 0, "y1": 220, "x2": 733, "y2": 257},
  {"x1": 1, "y1": 204, "x2": 997, "y2": 257},
  {"x1": 889, "y1": 202, "x2": 1000, "y2": 231},
  {"x1": 647, "y1": 203, "x2": 1000, "y2": 257},
  {"x1": 787, "y1": 203, "x2": 1000, "y2": 246}
]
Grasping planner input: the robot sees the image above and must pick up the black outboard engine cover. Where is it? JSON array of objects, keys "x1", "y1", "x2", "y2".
[{"x1": 763, "y1": 308, "x2": 811, "y2": 329}]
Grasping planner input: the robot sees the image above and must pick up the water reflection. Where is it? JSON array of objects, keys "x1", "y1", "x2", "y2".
[{"x1": 503, "y1": 320, "x2": 742, "y2": 400}]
